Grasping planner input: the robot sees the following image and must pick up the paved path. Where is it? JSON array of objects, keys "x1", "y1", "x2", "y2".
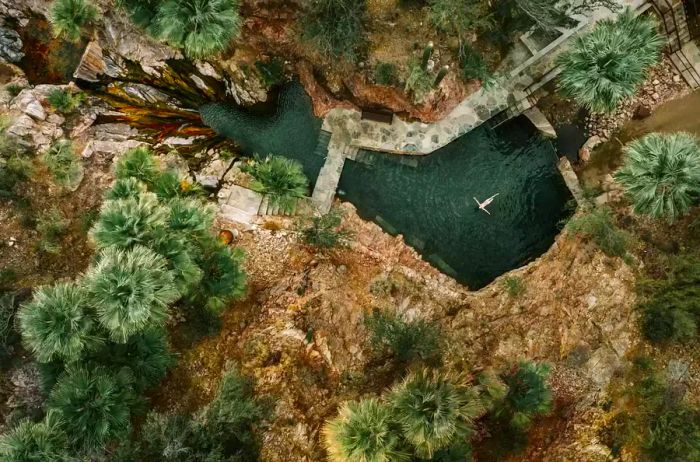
[{"x1": 311, "y1": 132, "x2": 357, "y2": 213}]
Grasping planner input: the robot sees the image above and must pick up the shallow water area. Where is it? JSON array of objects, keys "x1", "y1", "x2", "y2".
[{"x1": 201, "y1": 82, "x2": 572, "y2": 289}]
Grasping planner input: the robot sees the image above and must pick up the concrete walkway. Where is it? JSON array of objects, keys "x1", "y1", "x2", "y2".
[{"x1": 311, "y1": 132, "x2": 357, "y2": 213}]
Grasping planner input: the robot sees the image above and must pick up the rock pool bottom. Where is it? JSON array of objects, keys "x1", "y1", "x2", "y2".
[{"x1": 201, "y1": 83, "x2": 572, "y2": 289}]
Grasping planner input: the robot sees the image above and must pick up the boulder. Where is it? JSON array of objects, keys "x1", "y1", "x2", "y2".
[
  {"x1": 578, "y1": 135, "x2": 602, "y2": 162},
  {"x1": 632, "y1": 104, "x2": 652, "y2": 120},
  {"x1": 0, "y1": 26, "x2": 23, "y2": 63},
  {"x1": 12, "y1": 89, "x2": 46, "y2": 121},
  {"x1": 523, "y1": 107, "x2": 557, "y2": 139}
]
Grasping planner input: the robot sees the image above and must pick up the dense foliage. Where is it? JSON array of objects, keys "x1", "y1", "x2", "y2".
[
  {"x1": 115, "y1": 367, "x2": 262, "y2": 461},
  {"x1": 151, "y1": 0, "x2": 242, "y2": 58},
  {"x1": 616, "y1": 132, "x2": 700, "y2": 222},
  {"x1": 46, "y1": 89, "x2": 84, "y2": 114},
  {"x1": 638, "y1": 256, "x2": 700, "y2": 343},
  {"x1": 493, "y1": 361, "x2": 553, "y2": 430},
  {"x1": 6, "y1": 147, "x2": 248, "y2": 458},
  {"x1": 557, "y1": 9, "x2": 664, "y2": 113},
  {"x1": 49, "y1": 0, "x2": 98, "y2": 41},
  {"x1": 242, "y1": 155, "x2": 309, "y2": 214},
  {"x1": 302, "y1": 0, "x2": 367, "y2": 62}
]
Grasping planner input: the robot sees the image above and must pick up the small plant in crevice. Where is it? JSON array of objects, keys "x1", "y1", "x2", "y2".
[
  {"x1": 242, "y1": 154, "x2": 309, "y2": 214},
  {"x1": 365, "y1": 308, "x2": 443, "y2": 368},
  {"x1": 49, "y1": 0, "x2": 98, "y2": 42},
  {"x1": 5, "y1": 83, "x2": 23, "y2": 97},
  {"x1": 47, "y1": 88, "x2": 85, "y2": 114},
  {"x1": 42, "y1": 139, "x2": 83, "y2": 190},
  {"x1": 502, "y1": 276, "x2": 525, "y2": 298},
  {"x1": 297, "y1": 207, "x2": 354, "y2": 250},
  {"x1": 255, "y1": 58, "x2": 286, "y2": 88},
  {"x1": 405, "y1": 61, "x2": 434, "y2": 103}
]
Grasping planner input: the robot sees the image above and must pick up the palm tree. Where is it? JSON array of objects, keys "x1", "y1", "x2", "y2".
[
  {"x1": 18, "y1": 282, "x2": 103, "y2": 363},
  {"x1": 106, "y1": 177, "x2": 148, "y2": 200},
  {"x1": 615, "y1": 132, "x2": 700, "y2": 222},
  {"x1": 388, "y1": 369, "x2": 484, "y2": 458},
  {"x1": 323, "y1": 398, "x2": 409, "y2": 462},
  {"x1": 49, "y1": 366, "x2": 135, "y2": 449},
  {"x1": 494, "y1": 361, "x2": 553, "y2": 430},
  {"x1": 84, "y1": 246, "x2": 179, "y2": 342},
  {"x1": 0, "y1": 410, "x2": 71, "y2": 461},
  {"x1": 192, "y1": 241, "x2": 247, "y2": 313},
  {"x1": 90, "y1": 192, "x2": 168, "y2": 249},
  {"x1": 557, "y1": 8, "x2": 664, "y2": 113},
  {"x1": 243, "y1": 155, "x2": 310, "y2": 214},
  {"x1": 114, "y1": 147, "x2": 160, "y2": 185},
  {"x1": 49, "y1": 0, "x2": 98, "y2": 41},
  {"x1": 152, "y1": 0, "x2": 242, "y2": 58}
]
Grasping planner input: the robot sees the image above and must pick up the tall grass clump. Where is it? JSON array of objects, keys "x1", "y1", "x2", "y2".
[
  {"x1": 616, "y1": 132, "x2": 700, "y2": 222},
  {"x1": 42, "y1": 139, "x2": 83, "y2": 190},
  {"x1": 49, "y1": 0, "x2": 98, "y2": 41},
  {"x1": 302, "y1": 0, "x2": 366, "y2": 62},
  {"x1": 557, "y1": 8, "x2": 664, "y2": 113},
  {"x1": 242, "y1": 155, "x2": 309, "y2": 214},
  {"x1": 566, "y1": 207, "x2": 630, "y2": 258},
  {"x1": 47, "y1": 88, "x2": 84, "y2": 113},
  {"x1": 152, "y1": 0, "x2": 242, "y2": 58}
]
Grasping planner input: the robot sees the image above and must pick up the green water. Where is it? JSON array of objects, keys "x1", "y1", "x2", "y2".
[{"x1": 201, "y1": 82, "x2": 571, "y2": 289}]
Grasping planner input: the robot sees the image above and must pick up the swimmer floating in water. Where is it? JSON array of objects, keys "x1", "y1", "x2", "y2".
[{"x1": 473, "y1": 193, "x2": 499, "y2": 215}]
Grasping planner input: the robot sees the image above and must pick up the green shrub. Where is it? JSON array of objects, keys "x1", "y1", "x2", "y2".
[
  {"x1": 638, "y1": 256, "x2": 700, "y2": 344},
  {"x1": 167, "y1": 197, "x2": 216, "y2": 240},
  {"x1": 323, "y1": 398, "x2": 409, "y2": 462},
  {"x1": 429, "y1": 0, "x2": 492, "y2": 37},
  {"x1": 49, "y1": 0, "x2": 98, "y2": 41},
  {"x1": 0, "y1": 155, "x2": 32, "y2": 199},
  {"x1": 49, "y1": 365, "x2": 136, "y2": 449},
  {"x1": 35, "y1": 208, "x2": 70, "y2": 254},
  {"x1": 615, "y1": 132, "x2": 700, "y2": 222},
  {"x1": 0, "y1": 410, "x2": 71, "y2": 461},
  {"x1": 364, "y1": 308, "x2": 442, "y2": 366},
  {"x1": 84, "y1": 246, "x2": 179, "y2": 342},
  {"x1": 644, "y1": 405, "x2": 700, "y2": 461},
  {"x1": 298, "y1": 207, "x2": 354, "y2": 249},
  {"x1": 458, "y1": 45, "x2": 493, "y2": 84},
  {"x1": 242, "y1": 155, "x2": 309, "y2": 214},
  {"x1": 494, "y1": 361, "x2": 553, "y2": 430},
  {"x1": 302, "y1": 0, "x2": 366, "y2": 62},
  {"x1": 389, "y1": 369, "x2": 484, "y2": 458},
  {"x1": 106, "y1": 177, "x2": 148, "y2": 200},
  {"x1": 404, "y1": 62, "x2": 433, "y2": 103},
  {"x1": 115, "y1": 147, "x2": 160, "y2": 185},
  {"x1": 502, "y1": 276, "x2": 525, "y2": 298},
  {"x1": 374, "y1": 62, "x2": 398, "y2": 86},
  {"x1": 90, "y1": 328, "x2": 174, "y2": 392},
  {"x1": 46, "y1": 88, "x2": 84, "y2": 114},
  {"x1": 566, "y1": 208, "x2": 629, "y2": 258},
  {"x1": 42, "y1": 139, "x2": 83, "y2": 190},
  {"x1": 19, "y1": 282, "x2": 102, "y2": 363},
  {"x1": 192, "y1": 241, "x2": 247, "y2": 313},
  {"x1": 90, "y1": 192, "x2": 168, "y2": 249},
  {"x1": 557, "y1": 9, "x2": 664, "y2": 113},
  {"x1": 115, "y1": 367, "x2": 262, "y2": 461},
  {"x1": 152, "y1": 0, "x2": 242, "y2": 58}
]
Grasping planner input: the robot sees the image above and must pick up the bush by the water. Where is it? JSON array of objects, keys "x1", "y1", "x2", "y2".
[
  {"x1": 298, "y1": 207, "x2": 354, "y2": 249},
  {"x1": 616, "y1": 132, "x2": 700, "y2": 222},
  {"x1": 242, "y1": 154, "x2": 309, "y2": 214},
  {"x1": 566, "y1": 207, "x2": 630, "y2": 259},
  {"x1": 557, "y1": 8, "x2": 664, "y2": 113},
  {"x1": 49, "y1": 0, "x2": 98, "y2": 41}
]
